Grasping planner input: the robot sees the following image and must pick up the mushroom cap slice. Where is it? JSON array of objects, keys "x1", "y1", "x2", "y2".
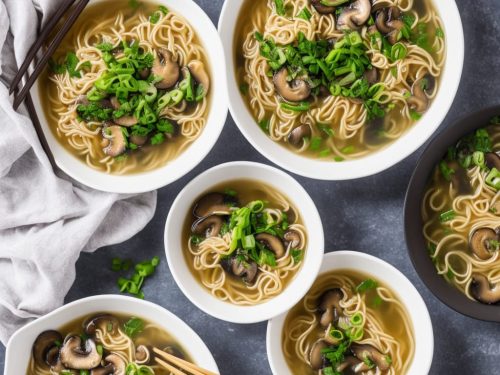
[
  {"x1": 153, "y1": 48, "x2": 180, "y2": 89},
  {"x1": 90, "y1": 364, "x2": 114, "y2": 375},
  {"x1": 288, "y1": 124, "x2": 312, "y2": 148},
  {"x1": 135, "y1": 345, "x2": 151, "y2": 364},
  {"x1": 60, "y1": 335, "x2": 102, "y2": 370},
  {"x1": 470, "y1": 273, "x2": 500, "y2": 304},
  {"x1": 336, "y1": 356, "x2": 371, "y2": 373},
  {"x1": 485, "y1": 152, "x2": 500, "y2": 170},
  {"x1": 33, "y1": 330, "x2": 63, "y2": 367},
  {"x1": 130, "y1": 134, "x2": 148, "y2": 146},
  {"x1": 273, "y1": 68, "x2": 311, "y2": 102},
  {"x1": 375, "y1": 6, "x2": 401, "y2": 34},
  {"x1": 84, "y1": 314, "x2": 120, "y2": 336},
  {"x1": 351, "y1": 343, "x2": 391, "y2": 371},
  {"x1": 337, "y1": 0, "x2": 371, "y2": 30},
  {"x1": 284, "y1": 229, "x2": 302, "y2": 248},
  {"x1": 386, "y1": 19, "x2": 405, "y2": 45},
  {"x1": 469, "y1": 227, "x2": 497, "y2": 260},
  {"x1": 193, "y1": 192, "x2": 233, "y2": 218},
  {"x1": 222, "y1": 256, "x2": 259, "y2": 284},
  {"x1": 113, "y1": 115, "x2": 138, "y2": 127},
  {"x1": 191, "y1": 215, "x2": 224, "y2": 237},
  {"x1": 188, "y1": 60, "x2": 210, "y2": 94},
  {"x1": 103, "y1": 125, "x2": 127, "y2": 157},
  {"x1": 104, "y1": 353, "x2": 127, "y2": 375},
  {"x1": 309, "y1": 339, "x2": 327, "y2": 370},
  {"x1": 407, "y1": 78, "x2": 429, "y2": 114},
  {"x1": 255, "y1": 233, "x2": 286, "y2": 259},
  {"x1": 318, "y1": 288, "x2": 344, "y2": 327},
  {"x1": 363, "y1": 67, "x2": 379, "y2": 85}
]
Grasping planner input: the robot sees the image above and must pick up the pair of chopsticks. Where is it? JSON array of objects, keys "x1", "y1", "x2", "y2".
[
  {"x1": 9, "y1": 0, "x2": 90, "y2": 171},
  {"x1": 153, "y1": 347, "x2": 219, "y2": 375}
]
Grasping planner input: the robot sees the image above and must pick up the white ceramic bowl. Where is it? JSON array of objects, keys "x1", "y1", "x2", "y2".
[
  {"x1": 218, "y1": 0, "x2": 463, "y2": 180},
  {"x1": 267, "y1": 251, "x2": 434, "y2": 375},
  {"x1": 31, "y1": 0, "x2": 227, "y2": 193},
  {"x1": 164, "y1": 161, "x2": 324, "y2": 323},
  {"x1": 5, "y1": 295, "x2": 219, "y2": 374}
]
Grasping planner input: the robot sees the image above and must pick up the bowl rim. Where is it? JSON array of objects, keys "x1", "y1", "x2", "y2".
[
  {"x1": 164, "y1": 161, "x2": 325, "y2": 323},
  {"x1": 266, "y1": 250, "x2": 434, "y2": 375},
  {"x1": 4, "y1": 294, "x2": 219, "y2": 373},
  {"x1": 218, "y1": 0, "x2": 464, "y2": 180},
  {"x1": 30, "y1": 0, "x2": 228, "y2": 194},
  {"x1": 404, "y1": 105, "x2": 500, "y2": 322}
]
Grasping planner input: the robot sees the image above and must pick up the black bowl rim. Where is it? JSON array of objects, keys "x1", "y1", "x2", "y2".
[{"x1": 404, "y1": 105, "x2": 500, "y2": 322}]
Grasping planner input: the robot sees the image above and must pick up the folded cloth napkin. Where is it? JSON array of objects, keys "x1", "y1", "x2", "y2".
[{"x1": 0, "y1": 0, "x2": 157, "y2": 344}]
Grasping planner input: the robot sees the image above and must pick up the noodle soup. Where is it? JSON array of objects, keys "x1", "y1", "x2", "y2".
[
  {"x1": 182, "y1": 180, "x2": 307, "y2": 305},
  {"x1": 41, "y1": 0, "x2": 211, "y2": 174},
  {"x1": 422, "y1": 120, "x2": 500, "y2": 305},
  {"x1": 27, "y1": 313, "x2": 190, "y2": 374},
  {"x1": 282, "y1": 269, "x2": 414, "y2": 375},
  {"x1": 234, "y1": 0, "x2": 444, "y2": 161}
]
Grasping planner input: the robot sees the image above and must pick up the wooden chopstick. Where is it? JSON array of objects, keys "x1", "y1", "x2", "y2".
[
  {"x1": 8, "y1": 0, "x2": 76, "y2": 95},
  {"x1": 155, "y1": 357, "x2": 189, "y2": 375},
  {"x1": 153, "y1": 347, "x2": 219, "y2": 375},
  {"x1": 12, "y1": 0, "x2": 90, "y2": 110}
]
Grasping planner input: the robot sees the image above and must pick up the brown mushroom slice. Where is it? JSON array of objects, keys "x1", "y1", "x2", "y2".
[
  {"x1": 485, "y1": 152, "x2": 500, "y2": 170},
  {"x1": 188, "y1": 60, "x2": 210, "y2": 93},
  {"x1": 363, "y1": 67, "x2": 379, "y2": 85},
  {"x1": 90, "y1": 364, "x2": 114, "y2": 375},
  {"x1": 33, "y1": 330, "x2": 63, "y2": 368},
  {"x1": 130, "y1": 134, "x2": 148, "y2": 146},
  {"x1": 103, "y1": 125, "x2": 127, "y2": 157},
  {"x1": 470, "y1": 273, "x2": 500, "y2": 305},
  {"x1": 113, "y1": 115, "x2": 138, "y2": 127},
  {"x1": 84, "y1": 314, "x2": 120, "y2": 336},
  {"x1": 222, "y1": 256, "x2": 259, "y2": 284},
  {"x1": 255, "y1": 233, "x2": 286, "y2": 259},
  {"x1": 288, "y1": 124, "x2": 312, "y2": 148},
  {"x1": 191, "y1": 215, "x2": 223, "y2": 238},
  {"x1": 310, "y1": 0, "x2": 348, "y2": 14},
  {"x1": 76, "y1": 95, "x2": 91, "y2": 106},
  {"x1": 135, "y1": 345, "x2": 151, "y2": 364},
  {"x1": 110, "y1": 96, "x2": 121, "y2": 110},
  {"x1": 337, "y1": 0, "x2": 371, "y2": 30},
  {"x1": 138, "y1": 68, "x2": 150, "y2": 80},
  {"x1": 309, "y1": 339, "x2": 327, "y2": 370},
  {"x1": 407, "y1": 78, "x2": 429, "y2": 114},
  {"x1": 469, "y1": 227, "x2": 497, "y2": 260},
  {"x1": 336, "y1": 356, "x2": 371, "y2": 373},
  {"x1": 193, "y1": 192, "x2": 233, "y2": 218},
  {"x1": 318, "y1": 288, "x2": 344, "y2": 327},
  {"x1": 351, "y1": 344, "x2": 391, "y2": 371},
  {"x1": 60, "y1": 335, "x2": 102, "y2": 369},
  {"x1": 153, "y1": 48, "x2": 180, "y2": 89},
  {"x1": 273, "y1": 68, "x2": 311, "y2": 102},
  {"x1": 284, "y1": 229, "x2": 302, "y2": 248},
  {"x1": 375, "y1": 6, "x2": 402, "y2": 36},
  {"x1": 386, "y1": 19, "x2": 405, "y2": 45}
]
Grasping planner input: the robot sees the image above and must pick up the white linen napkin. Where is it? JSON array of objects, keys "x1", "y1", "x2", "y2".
[{"x1": 0, "y1": 0, "x2": 157, "y2": 344}]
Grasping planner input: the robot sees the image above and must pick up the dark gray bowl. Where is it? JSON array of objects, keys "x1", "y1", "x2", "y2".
[{"x1": 405, "y1": 105, "x2": 500, "y2": 322}]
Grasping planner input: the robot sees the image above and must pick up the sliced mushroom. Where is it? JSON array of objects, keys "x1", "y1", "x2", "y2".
[
  {"x1": 188, "y1": 60, "x2": 210, "y2": 93},
  {"x1": 138, "y1": 68, "x2": 150, "y2": 80},
  {"x1": 351, "y1": 344, "x2": 391, "y2": 371},
  {"x1": 135, "y1": 345, "x2": 151, "y2": 364},
  {"x1": 76, "y1": 95, "x2": 90, "y2": 106},
  {"x1": 318, "y1": 288, "x2": 344, "y2": 327},
  {"x1": 255, "y1": 233, "x2": 285, "y2": 259},
  {"x1": 386, "y1": 20, "x2": 405, "y2": 45},
  {"x1": 103, "y1": 125, "x2": 127, "y2": 157},
  {"x1": 310, "y1": 0, "x2": 346, "y2": 14},
  {"x1": 375, "y1": 6, "x2": 404, "y2": 44},
  {"x1": 152, "y1": 48, "x2": 180, "y2": 89},
  {"x1": 407, "y1": 78, "x2": 429, "y2": 114},
  {"x1": 84, "y1": 314, "x2": 120, "y2": 336},
  {"x1": 90, "y1": 364, "x2": 114, "y2": 375},
  {"x1": 105, "y1": 353, "x2": 127, "y2": 375},
  {"x1": 222, "y1": 256, "x2": 259, "y2": 284},
  {"x1": 337, "y1": 0, "x2": 371, "y2": 30},
  {"x1": 191, "y1": 215, "x2": 223, "y2": 237},
  {"x1": 113, "y1": 115, "x2": 138, "y2": 127},
  {"x1": 273, "y1": 68, "x2": 311, "y2": 102},
  {"x1": 110, "y1": 96, "x2": 121, "y2": 110},
  {"x1": 363, "y1": 67, "x2": 379, "y2": 85},
  {"x1": 130, "y1": 134, "x2": 148, "y2": 146},
  {"x1": 33, "y1": 330, "x2": 63, "y2": 367},
  {"x1": 193, "y1": 192, "x2": 233, "y2": 218},
  {"x1": 485, "y1": 152, "x2": 500, "y2": 170},
  {"x1": 469, "y1": 227, "x2": 497, "y2": 260},
  {"x1": 336, "y1": 356, "x2": 371, "y2": 373},
  {"x1": 284, "y1": 229, "x2": 302, "y2": 248},
  {"x1": 470, "y1": 273, "x2": 500, "y2": 305},
  {"x1": 60, "y1": 335, "x2": 102, "y2": 370},
  {"x1": 309, "y1": 339, "x2": 327, "y2": 370},
  {"x1": 288, "y1": 124, "x2": 312, "y2": 148}
]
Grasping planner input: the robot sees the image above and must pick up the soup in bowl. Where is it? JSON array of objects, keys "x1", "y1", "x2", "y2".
[
  {"x1": 165, "y1": 161, "x2": 324, "y2": 323},
  {"x1": 31, "y1": 0, "x2": 227, "y2": 193},
  {"x1": 219, "y1": 0, "x2": 463, "y2": 180},
  {"x1": 267, "y1": 251, "x2": 433, "y2": 375},
  {"x1": 5, "y1": 295, "x2": 219, "y2": 374}
]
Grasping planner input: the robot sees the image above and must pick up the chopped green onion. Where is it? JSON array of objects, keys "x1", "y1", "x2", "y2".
[
  {"x1": 297, "y1": 7, "x2": 312, "y2": 21},
  {"x1": 280, "y1": 101, "x2": 310, "y2": 112},
  {"x1": 486, "y1": 168, "x2": 500, "y2": 190},
  {"x1": 356, "y1": 279, "x2": 378, "y2": 293},
  {"x1": 439, "y1": 209, "x2": 456, "y2": 223},
  {"x1": 350, "y1": 312, "x2": 364, "y2": 326}
]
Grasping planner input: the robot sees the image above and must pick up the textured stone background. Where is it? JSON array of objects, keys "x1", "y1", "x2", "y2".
[{"x1": 1, "y1": 0, "x2": 500, "y2": 373}]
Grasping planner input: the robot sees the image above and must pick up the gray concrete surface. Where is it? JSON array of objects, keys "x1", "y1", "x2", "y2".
[{"x1": 1, "y1": 0, "x2": 499, "y2": 374}]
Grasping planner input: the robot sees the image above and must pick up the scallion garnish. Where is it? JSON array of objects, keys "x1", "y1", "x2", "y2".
[{"x1": 439, "y1": 209, "x2": 456, "y2": 223}]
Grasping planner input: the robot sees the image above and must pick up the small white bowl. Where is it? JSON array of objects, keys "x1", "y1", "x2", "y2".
[
  {"x1": 31, "y1": 0, "x2": 227, "y2": 193},
  {"x1": 5, "y1": 295, "x2": 219, "y2": 374},
  {"x1": 164, "y1": 161, "x2": 324, "y2": 323},
  {"x1": 218, "y1": 0, "x2": 464, "y2": 180},
  {"x1": 267, "y1": 251, "x2": 434, "y2": 375}
]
